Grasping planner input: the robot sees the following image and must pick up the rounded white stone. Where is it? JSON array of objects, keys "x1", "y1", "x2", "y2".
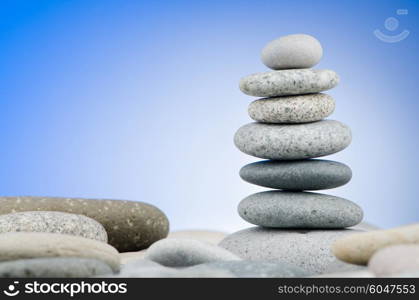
[{"x1": 261, "y1": 34, "x2": 323, "y2": 70}]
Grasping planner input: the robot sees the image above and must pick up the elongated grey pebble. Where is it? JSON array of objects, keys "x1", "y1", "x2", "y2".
[
  {"x1": 0, "y1": 258, "x2": 113, "y2": 278},
  {"x1": 238, "y1": 191, "x2": 363, "y2": 228},
  {"x1": 239, "y1": 69, "x2": 339, "y2": 97},
  {"x1": 0, "y1": 211, "x2": 108, "y2": 242},
  {"x1": 239, "y1": 159, "x2": 352, "y2": 190},
  {"x1": 234, "y1": 120, "x2": 351, "y2": 160},
  {"x1": 248, "y1": 93, "x2": 335, "y2": 123}
]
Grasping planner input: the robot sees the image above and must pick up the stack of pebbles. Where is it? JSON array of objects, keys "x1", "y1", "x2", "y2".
[
  {"x1": 220, "y1": 34, "x2": 364, "y2": 275},
  {"x1": 0, "y1": 197, "x2": 169, "y2": 278}
]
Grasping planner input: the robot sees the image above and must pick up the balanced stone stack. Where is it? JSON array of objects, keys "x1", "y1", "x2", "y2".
[{"x1": 220, "y1": 34, "x2": 364, "y2": 275}]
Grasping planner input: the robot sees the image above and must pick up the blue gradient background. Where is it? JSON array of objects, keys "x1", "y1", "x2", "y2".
[{"x1": 1, "y1": 0, "x2": 418, "y2": 232}]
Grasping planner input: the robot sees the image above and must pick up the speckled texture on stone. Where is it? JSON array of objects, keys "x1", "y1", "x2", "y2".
[
  {"x1": 332, "y1": 224, "x2": 419, "y2": 265},
  {"x1": 238, "y1": 191, "x2": 363, "y2": 228},
  {"x1": 240, "y1": 159, "x2": 352, "y2": 190},
  {"x1": 234, "y1": 120, "x2": 351, "y2": 160},
  {"x1": 219, "y1": 227, "x2": 364, "y2": 275},
  {"x1": 0, "y1": 196, "x2": 169, "y2": 252},
  {"x1": 239, "y1": 69, "x2": 339, "y2": 97},
  {"x1": 0, "y1": 258, "x2": 113, "y2": 278},
  {"x1": 0, "y1": 211, "x2": 107, "y2": 242},
  {"x1": 144, "y1": 238, "x2": 241, "y2": 267},
  {"x1": 248, "y1": 93, "x2": 335, "y2": 124},
  {"x1": 116, "y1": 259, "x2": 235, "y2": 278},
  {"x1": 261, "y1": 34, "x2": 323, "y2": 70},
  {"x1": 0, "y1": 232, "x2": 120, "y2": 272},
  {"x1": 188, "y1": 261, "x2": 309, "y2": 278},
  {"x1": 368, "y1": 244, "x2": 419, "y2": 277}
]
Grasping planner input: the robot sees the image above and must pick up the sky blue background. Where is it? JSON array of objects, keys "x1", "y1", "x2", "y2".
[{"x1": 1, "y1": 0, "x2": 418, "y2": 232}]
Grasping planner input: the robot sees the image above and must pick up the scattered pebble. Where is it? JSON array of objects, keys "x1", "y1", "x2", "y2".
[
  {"x1": 0, "y1": 211, "x2": 107, "y2": 242},
  {"x1": 0, "y1": 258, "x2": 113, "y2": 278},
  {"x1": 144, "y1": 238, "x2": 241, "y2": 267},
  {"x1": 0, "y1": 232, "x2": 120, "y2": 272},
  {"x1": 332, "y1": 223, "x2": 419, "y2": 265},
  {"x1": 0, "y1": 196, "x2": 169, "y2": 252}
]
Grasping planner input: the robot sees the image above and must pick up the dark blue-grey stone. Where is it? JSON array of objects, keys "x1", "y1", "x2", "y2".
[
  {"x1": 239, "y1": 159, "x2": 352, "y2": 190},
  {"x1": 238, "y1": 191, "x2": 363, "y2": 228}
]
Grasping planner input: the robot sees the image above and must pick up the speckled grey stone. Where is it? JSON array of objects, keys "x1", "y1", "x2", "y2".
[
  {"x1": 238, "y1": 191, "x2": 363, "y2": 228},
  {"x1": 261, "y1": 34, "x2": 323, "y2": 70},
  {"x1": 0, "y1": 258, "x2": 113, "y2": 278},
  {"x1": 0, "y1": 211, "x2": 107, "y2": 242},
  {"x1": 189, "y1": 261, "x2": 309, "y2": 278},
  {"x1": 234, "y1": 120, "x2": 351, "y2": 160},
  {"x1": 368, "y1": 245, "x2": 419, "y2": 277},
  {"x1": 219, "y1": 227, "x2": 364, "y2": 275},
  {"x1": 240, "y1": 159, "x2": 352, "y2": 190},
  {"x1": 239, "y1": 69, "x2": 339, "y2": 97},
  {"x1": 117, "y1": 259, "x2": 235, "y2": 278},
  {"x1": 144, "y1": 238, "x2": 241, "y2": 267},
  {"x1": 248, "y1": 93, "x2": 334, "y2": 124},
  {"x1": 0, "y1": 196, "x2": 169, "y2": 252}
]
